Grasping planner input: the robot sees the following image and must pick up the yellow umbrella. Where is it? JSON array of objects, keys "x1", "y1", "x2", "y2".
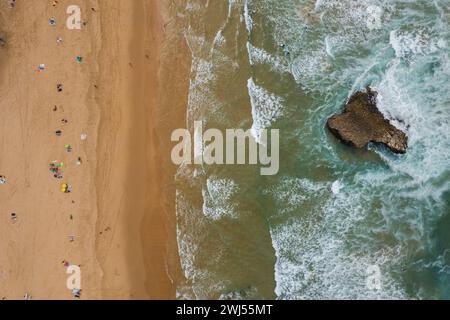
[{"x1": 61, "y1": 183, "x2": 68, "y2": 193}]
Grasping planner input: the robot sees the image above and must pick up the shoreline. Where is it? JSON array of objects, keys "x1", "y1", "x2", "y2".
[{"x1": 93, "y1": 0, "x2": 190, "y2": 299}]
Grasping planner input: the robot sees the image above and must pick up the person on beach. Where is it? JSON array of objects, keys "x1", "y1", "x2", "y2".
[
  {"x1": 65, "y1": 144, "x2": 72, "y2": 153},
  {"x1": 72, "y1": 288, "x2": 81, "y2": 299},
  {"x1": 49, "y1": 162, "x2": 63, "y2": 179},
  {"x1": 61, "y1": 183, "x2": 70, "y2": 193}
]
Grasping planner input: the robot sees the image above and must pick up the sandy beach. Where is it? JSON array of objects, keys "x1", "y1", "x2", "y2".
[{"x1": 0, "y1": 0, "x2": 189, "y2": 300}]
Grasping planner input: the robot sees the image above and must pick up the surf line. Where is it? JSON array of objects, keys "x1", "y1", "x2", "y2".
[{"x1": 171, "y1": 121, "x2": 279, "y2": 176}]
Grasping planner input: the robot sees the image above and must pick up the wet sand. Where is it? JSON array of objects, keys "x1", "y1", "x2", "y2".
[{"x1": 0, "y1": 0, "x2": 189, "y2": 299}]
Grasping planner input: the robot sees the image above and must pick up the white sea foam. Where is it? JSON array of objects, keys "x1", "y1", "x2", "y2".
[
  {"x1": 185, "y1": 1, "x2": 202, "y2": 13},
  {"x1": 331, "y1": 180, "x2": 343, "y2": 195},
  {"x1": 212, "y1": 30, "x2": 226, "y2": 48},
  {"x1": 185, "y1": 28, "x2": 229, "y2": 124},
  {"x1": 271, "y1": 221, "x2": 408, "y2": 299},
  {"x1": 247, "y1": 78, "x2": 284, "y2": 144},
  {"x1": 219, "y1": 287, "x2": 259, "y2": 300},
  {"x1": 377, "y1": 30, "x2": 450, "y2": 183},
  {"x1": 176, "y1": 190, "x2": 200, "y2": 281},
  {"x1": 266, "y1": 177, "x2": 409, "y2": 299},
  {"x1": 186, "y1": 56, "x2": 221, "y2": 124},
  {"x1": 176, "y1": 187, "x2": 233, "y2": 299},
  {"x1": 244, "y1": 0, "x2": 253, "y2": 33},
  {"x1": 247, "y1": 42, "x2": 289, "y2": 73},
  {"x1": 290, "y1": 49, "x2": 329, "y2": 90},
  {"x1": 267, "y1": 0, "x2": 396, "y2": 93},
  {"x1": 202, "y1": 177, "x2": 239, "y2": 221},
  {"x1": 390, "y1": 29, "x2": 447, "y2": 59},
  {"x1": 264, "y1": 177, "x2": 327, "y2": 215}
]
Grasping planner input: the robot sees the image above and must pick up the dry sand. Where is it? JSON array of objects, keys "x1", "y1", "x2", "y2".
[{"x1": 0, "y1": 0, "x2": 190, "y2": 299}]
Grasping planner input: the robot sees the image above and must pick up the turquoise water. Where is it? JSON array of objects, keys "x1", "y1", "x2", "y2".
[{"x1": 174, "y1": 0, "x2": 450, "y2": 299}]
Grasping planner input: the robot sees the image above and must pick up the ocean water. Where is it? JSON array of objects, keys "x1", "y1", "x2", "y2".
[{"x1": 173, "y1": 0, "x2": 450, "y2": 299}]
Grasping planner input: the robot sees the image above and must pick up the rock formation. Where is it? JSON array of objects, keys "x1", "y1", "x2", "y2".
[{"x1": 327, "y1": 87, "x2": 408, "y2": 154}]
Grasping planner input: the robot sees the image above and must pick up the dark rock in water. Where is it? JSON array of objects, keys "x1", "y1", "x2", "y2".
[{"x1": 327, "y1": 87, "x2": 408, "y2": 154}]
